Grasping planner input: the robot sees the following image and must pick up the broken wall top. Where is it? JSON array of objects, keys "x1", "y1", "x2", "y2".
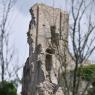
[{"x1": 28, "y1": 3, "x2": 69, "y2": 53}]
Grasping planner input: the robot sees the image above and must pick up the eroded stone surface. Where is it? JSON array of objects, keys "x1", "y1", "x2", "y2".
[{"x1": 22, "y1": 3, "x2": 69, "y2": 95}]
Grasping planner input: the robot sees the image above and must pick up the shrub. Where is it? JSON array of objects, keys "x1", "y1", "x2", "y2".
[
  {"x1": 0, "y1": 81, "x2": 17, "y2": 95},
  {"x1": 80, "y1": 64, "x2": 95, "y2": 81}
]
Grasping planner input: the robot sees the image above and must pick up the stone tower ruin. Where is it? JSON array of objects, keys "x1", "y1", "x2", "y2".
[{"x1": 22, "y1": 3, "x2": 69, "y2": 95}]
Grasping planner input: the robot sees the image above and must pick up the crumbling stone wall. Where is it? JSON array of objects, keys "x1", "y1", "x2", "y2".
[{"x1": 22, "y1": 3, "x2": 69, "y2": 95}]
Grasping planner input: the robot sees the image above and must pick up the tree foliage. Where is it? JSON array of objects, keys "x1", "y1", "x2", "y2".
[
  {"x1": 80, "y1": 64, "x2": 95, "y2": 81},
  {"x1": 0, "y1": 81, "x2": 17, "y2": 95}
]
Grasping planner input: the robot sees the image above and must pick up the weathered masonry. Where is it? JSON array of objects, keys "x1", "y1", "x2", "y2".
[{"x1": 22, "y1": 3, "x2": 69, "y2": 95}]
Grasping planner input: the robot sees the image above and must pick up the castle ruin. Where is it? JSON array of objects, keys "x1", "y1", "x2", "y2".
[{"x1": 22, "y1": 3, "x2": 69, "y2": 95}]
